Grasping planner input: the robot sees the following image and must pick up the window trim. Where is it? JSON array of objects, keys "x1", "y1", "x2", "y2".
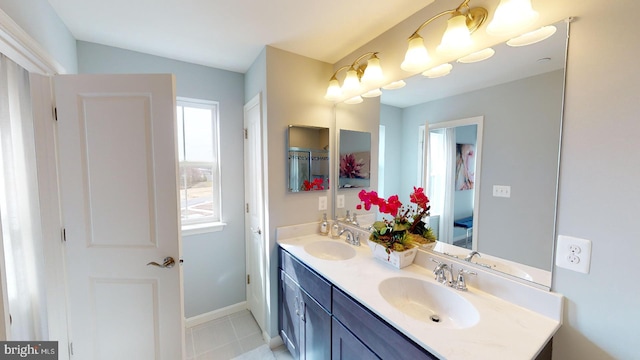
[{"x1": 176, "y1": 97, "x2": 223, "y2": 232}]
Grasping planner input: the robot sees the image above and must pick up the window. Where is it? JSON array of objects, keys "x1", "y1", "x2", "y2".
[{"x1": 176, "y1": 98, "x2": 222, "y2": 233}]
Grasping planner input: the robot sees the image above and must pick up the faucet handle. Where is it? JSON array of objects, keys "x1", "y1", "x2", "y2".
[{"x1": 455, "y1": 269, "x2": 477, "y2": 291}]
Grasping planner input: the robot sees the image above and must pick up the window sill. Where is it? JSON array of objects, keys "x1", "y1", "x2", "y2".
[{"x1": 181, "y1": 222, "x2": 227, "y2": 237}]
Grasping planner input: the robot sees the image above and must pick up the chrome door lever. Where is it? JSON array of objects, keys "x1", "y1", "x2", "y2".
[{"x1": 147, "y1": 257, "x2": 176, "y2": 268}]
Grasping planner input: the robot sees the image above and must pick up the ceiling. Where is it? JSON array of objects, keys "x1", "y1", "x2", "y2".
[{"x1": 46, "y1": 0, "x2": 433, "y2": 73}]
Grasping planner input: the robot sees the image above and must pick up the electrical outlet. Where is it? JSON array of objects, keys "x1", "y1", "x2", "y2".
[
  {"x1": 318, "y1": 196, "x2": 327, "y2": 211},
  {"x1": 337, "y1": 195, "x2": 345, "y2": 209},
  {"x1": 556, "y1": 235, "x2": 592, "y2": 274},
  {"x1": 492, "y1": 185, "x2": 511, "y2": 198}
]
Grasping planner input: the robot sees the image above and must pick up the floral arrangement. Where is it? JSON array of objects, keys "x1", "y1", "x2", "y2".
[
  {"x1": 356, "y1": 187, "x2": 436, "y2": 254},
  {"x1": 340, "y1": 153, "x2": 366, "y2": 178},
  {"x1": 302, "y1": 178, "x2": 325, "y2": 191}
]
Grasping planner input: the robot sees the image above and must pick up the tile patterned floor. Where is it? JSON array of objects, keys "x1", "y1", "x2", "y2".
[{"x1": 186, "y1": 310, "x2": 293, "y2": 360}]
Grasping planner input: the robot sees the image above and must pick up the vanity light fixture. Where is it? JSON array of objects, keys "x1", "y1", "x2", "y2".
[
  {"x1": 362, "y1": 88, "x2": 383, "y2": 98},
  {"x1": 401, "y1": 0, "x2": 488, "y2": 73},
  {"x1": 344, "y1": 95, "x2": 364, "y2": 105},
  {"x1": 422, "y1": 63, "x2": 453, "y2": 78},
  {"x1": 457, "y1": 47, "x2": 495, "y2": 63},
  {"x1": 506, "y1": 25, "x2": 556, "y2": 47},
  {"x1": 382, "y1": 80, "x2": 406, "y2": 90},
  {"x1": 324, "y1": 52, "x2": 385, "y2": 102},
  {"x1": 486, "y1": 0, "x2": 539, "y2": 36}
]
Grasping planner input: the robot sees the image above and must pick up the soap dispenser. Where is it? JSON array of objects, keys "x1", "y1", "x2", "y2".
[
  {"x1": 330, "y1": 218, "x2": 340, "y2": 238},
  {"x1": 319, "y1": 213, "x2": 329, "y2": 236}
]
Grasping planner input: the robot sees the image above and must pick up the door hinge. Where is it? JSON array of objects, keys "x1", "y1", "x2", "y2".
[
  {"x1": 247, "y1": 274, "x2": 250, "y2": 285},
  {"x1": 246, "y1": 203, "x2": 249, "y2": 213},
  {"x1": 244, "y1": 128, "x2": 248, "y2": 139},
  {"x1": 53, "y1": 107, "x2": 58, "y2": 121},
  {"x1": 61, "y1": 228, "x2": 66, "y2": 242},
  {"x1": 69, "y1": 342, "x2": 73, "y2": 356}
]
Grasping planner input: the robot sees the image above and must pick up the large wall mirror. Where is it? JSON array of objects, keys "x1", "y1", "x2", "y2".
[
  {"x1": 287, "y1": 125, "x2": 330, "y2": 192},
  {"x1": 339, "y1": 20, "x2": 568, "y2": 288}
]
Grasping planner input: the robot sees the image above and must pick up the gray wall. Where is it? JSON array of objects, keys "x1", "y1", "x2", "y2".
[
  {"x1": 383, "y1": 70, "x2": 563, "y2": 269},
  {"x1": 0, "y1": 0, "x2": 77, "y2": 73},
  {"x1": 77, "y1": 41, "x2": 246, "y2": 318},
  {"x1": 552, "y1": 0, "x2": 640, "y2": 358},
  {"x1": 245, "y1": 46, "x2": 334, "y2": 337}
]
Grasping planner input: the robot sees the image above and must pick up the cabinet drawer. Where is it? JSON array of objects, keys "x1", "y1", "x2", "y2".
[
  {"x1": 332, "y1": 287, "x2": 437, "y2": 360},
  {"x1": 279, "y1": 248, "x2": 331, "y2": 311}
]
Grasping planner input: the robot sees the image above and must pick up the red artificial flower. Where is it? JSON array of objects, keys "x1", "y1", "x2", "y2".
[{"x1": 410, "y1": 186, "x2": 429, "y2": 210}]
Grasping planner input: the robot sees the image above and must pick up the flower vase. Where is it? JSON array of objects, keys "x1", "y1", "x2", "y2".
[{"x1": 367, "y1": 239, "x2": 417, "y2": 269}]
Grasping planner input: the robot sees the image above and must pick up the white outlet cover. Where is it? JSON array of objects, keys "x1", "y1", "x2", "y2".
[
  {"x1": 337, "y1": 194, "x2": 345, "y2": 209},
  {"x1": 556, "y1": 235, "x2": 592, "y2": 274},
  {"x1": 318, "y1": 196, "x2": 327, "y2": 211}
]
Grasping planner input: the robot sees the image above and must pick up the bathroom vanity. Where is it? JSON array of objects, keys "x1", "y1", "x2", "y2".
[{"x1": 277, "y1": 223, "x2": 562, "y2": 360}]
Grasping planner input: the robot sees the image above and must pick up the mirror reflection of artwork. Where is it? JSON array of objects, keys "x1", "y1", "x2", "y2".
[
  {"x1": 455, "y1": 143, "x2": 475, "y2": 191},
  {"x1": 340, "y1": 152, "x2": 370, "y2": 179},
  {"x1": 339, "y1": 130, "x2": 371, "y2": 189}
]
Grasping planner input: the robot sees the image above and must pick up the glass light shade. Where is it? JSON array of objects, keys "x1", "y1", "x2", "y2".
[
  {"x1": 401, "y1": 36, "x2": 431, "y2": 72},
  {"x1": 344, "y1": 96, "x2": 363, "y2": 104},
  {"x1": 436, "y1": 14, "x2": 473, "y2": 55},
  {"x1": 507, "y1": 25, "x2": 557, "y2": 47},
  {"x1": 382, "y1": 80, "x2": 406, "y2": 90},
  {"x1": 457, "y1": 48, "x2": 495, "y2": 63},
  {"x1": 342, "y1": 67, "x2": 361, "y2": 93},
  {"x1": 422, "y1": 63, "x2": 453, "y2": 78},
  {"x1": 361, "y1": 56, "x2": 384, "y2": 86},
  {"x1": 486, "y1": 0, "x2": 539, "y2": 36},
  {"x1": 324, "y1": 78, "x2": 342, "y2": 101},
  {"x1": 362, "y1": 88, "x2": 382, "y2": 98}
]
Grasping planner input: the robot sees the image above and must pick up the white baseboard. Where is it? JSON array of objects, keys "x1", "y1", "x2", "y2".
[
  {"x1": 185, "y1": 301, "x2": 247, "y2": 328},
  {"x1": 265, "y1": 333, "x2": 283, "y2": 349}
]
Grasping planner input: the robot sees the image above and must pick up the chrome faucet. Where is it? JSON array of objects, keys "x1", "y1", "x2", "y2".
[
  {"x1": 432, "y1": 261, "x2": 454, "y2": 285},
  {"x1": 339, "y1": 228, "x2": 360, "y2": 246},
  {"x1": 464, "y1": 250, "x2": 481, "y2": 262},
  {"x1": 431, "y1": 258, "x2": 476, "y2": 291}
]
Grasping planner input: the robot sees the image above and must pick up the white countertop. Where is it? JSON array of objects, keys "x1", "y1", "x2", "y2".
[{"x1": 277, "y1": 231, "x2": 561, "y2": 360}]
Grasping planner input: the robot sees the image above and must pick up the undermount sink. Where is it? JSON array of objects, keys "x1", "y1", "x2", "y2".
[
  {"x1": 304, "y1": 240, "x2": 356, "y2": 261},
  {"x1": 378, "y1": 277, "x2": 480, "y2": 329}
]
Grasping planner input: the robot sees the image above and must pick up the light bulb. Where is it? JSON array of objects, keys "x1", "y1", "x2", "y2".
[
  {"x1": 324, "y1": 77, "x2": 342, "y2": 101},
  {"x1": 487, "y1": 0, "x2": 539, "y2": 36},
  {"x1": 437, "y1": 14, "x2": 473, "y2": 55},
  {"x1": 361, "y1": 55, "x2": 384, "y2": 86},
  {"x1": 342, "y1": 67, "x2": 361, "y2": 94},
  {"x1": 401, "y1": 35, "x2": 430, "y2": 72}
]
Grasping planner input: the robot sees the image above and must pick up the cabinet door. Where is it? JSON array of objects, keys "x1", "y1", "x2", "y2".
[
  {"x1": 333, "y1": 287, "x2": 438, "y2": 360},
  {"x1": 300, "y1": 290, "x2": 331, "y2": 360},
  {"x1": 280, "y1": 270, "x2": 301, "y2": 359},
  {"x1": 332, "y1": 318, "x2": 379, "y2": 360}
]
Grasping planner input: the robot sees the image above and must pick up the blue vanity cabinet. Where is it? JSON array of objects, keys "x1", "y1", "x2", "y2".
[
  {"x1": 331, "y1": 317, "x2": 379, "y2": 360},
  {"x1": 332, "y1": 287, "x2": 438, "y2": 360},
  {"x1": 279, "y1": 250, "x2": 332, "y2": 360}
]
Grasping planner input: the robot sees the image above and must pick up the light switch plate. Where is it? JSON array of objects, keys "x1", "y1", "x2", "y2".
[
  {"x1": 493, "y1": 185, "x2": 511, "y2": 198},
  {"x1": 556, "y1": 235, "x2": 592, "y2": 274},
  {"x1": 336, "y1": 195, "x2": 345, "y2": 209},
  {"x1": 318, "y1": 196, "x2": 327, "y2": 211}
]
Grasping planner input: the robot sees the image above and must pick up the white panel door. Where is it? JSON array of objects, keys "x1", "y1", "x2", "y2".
[
  {"x1": 243, "y1": 94, "x2": 266, "y2": 333},
  {"x1": 55, "y1": 74, "x2": 184, "y2": 360}
]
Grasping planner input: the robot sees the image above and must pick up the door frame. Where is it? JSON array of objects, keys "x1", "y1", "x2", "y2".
[
  {"x1": 0, "y1": 10, "x2": 70, "y2": 357},
  {"x1": 243, "y1": 93, "x2": 267, "y2": 334}
]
